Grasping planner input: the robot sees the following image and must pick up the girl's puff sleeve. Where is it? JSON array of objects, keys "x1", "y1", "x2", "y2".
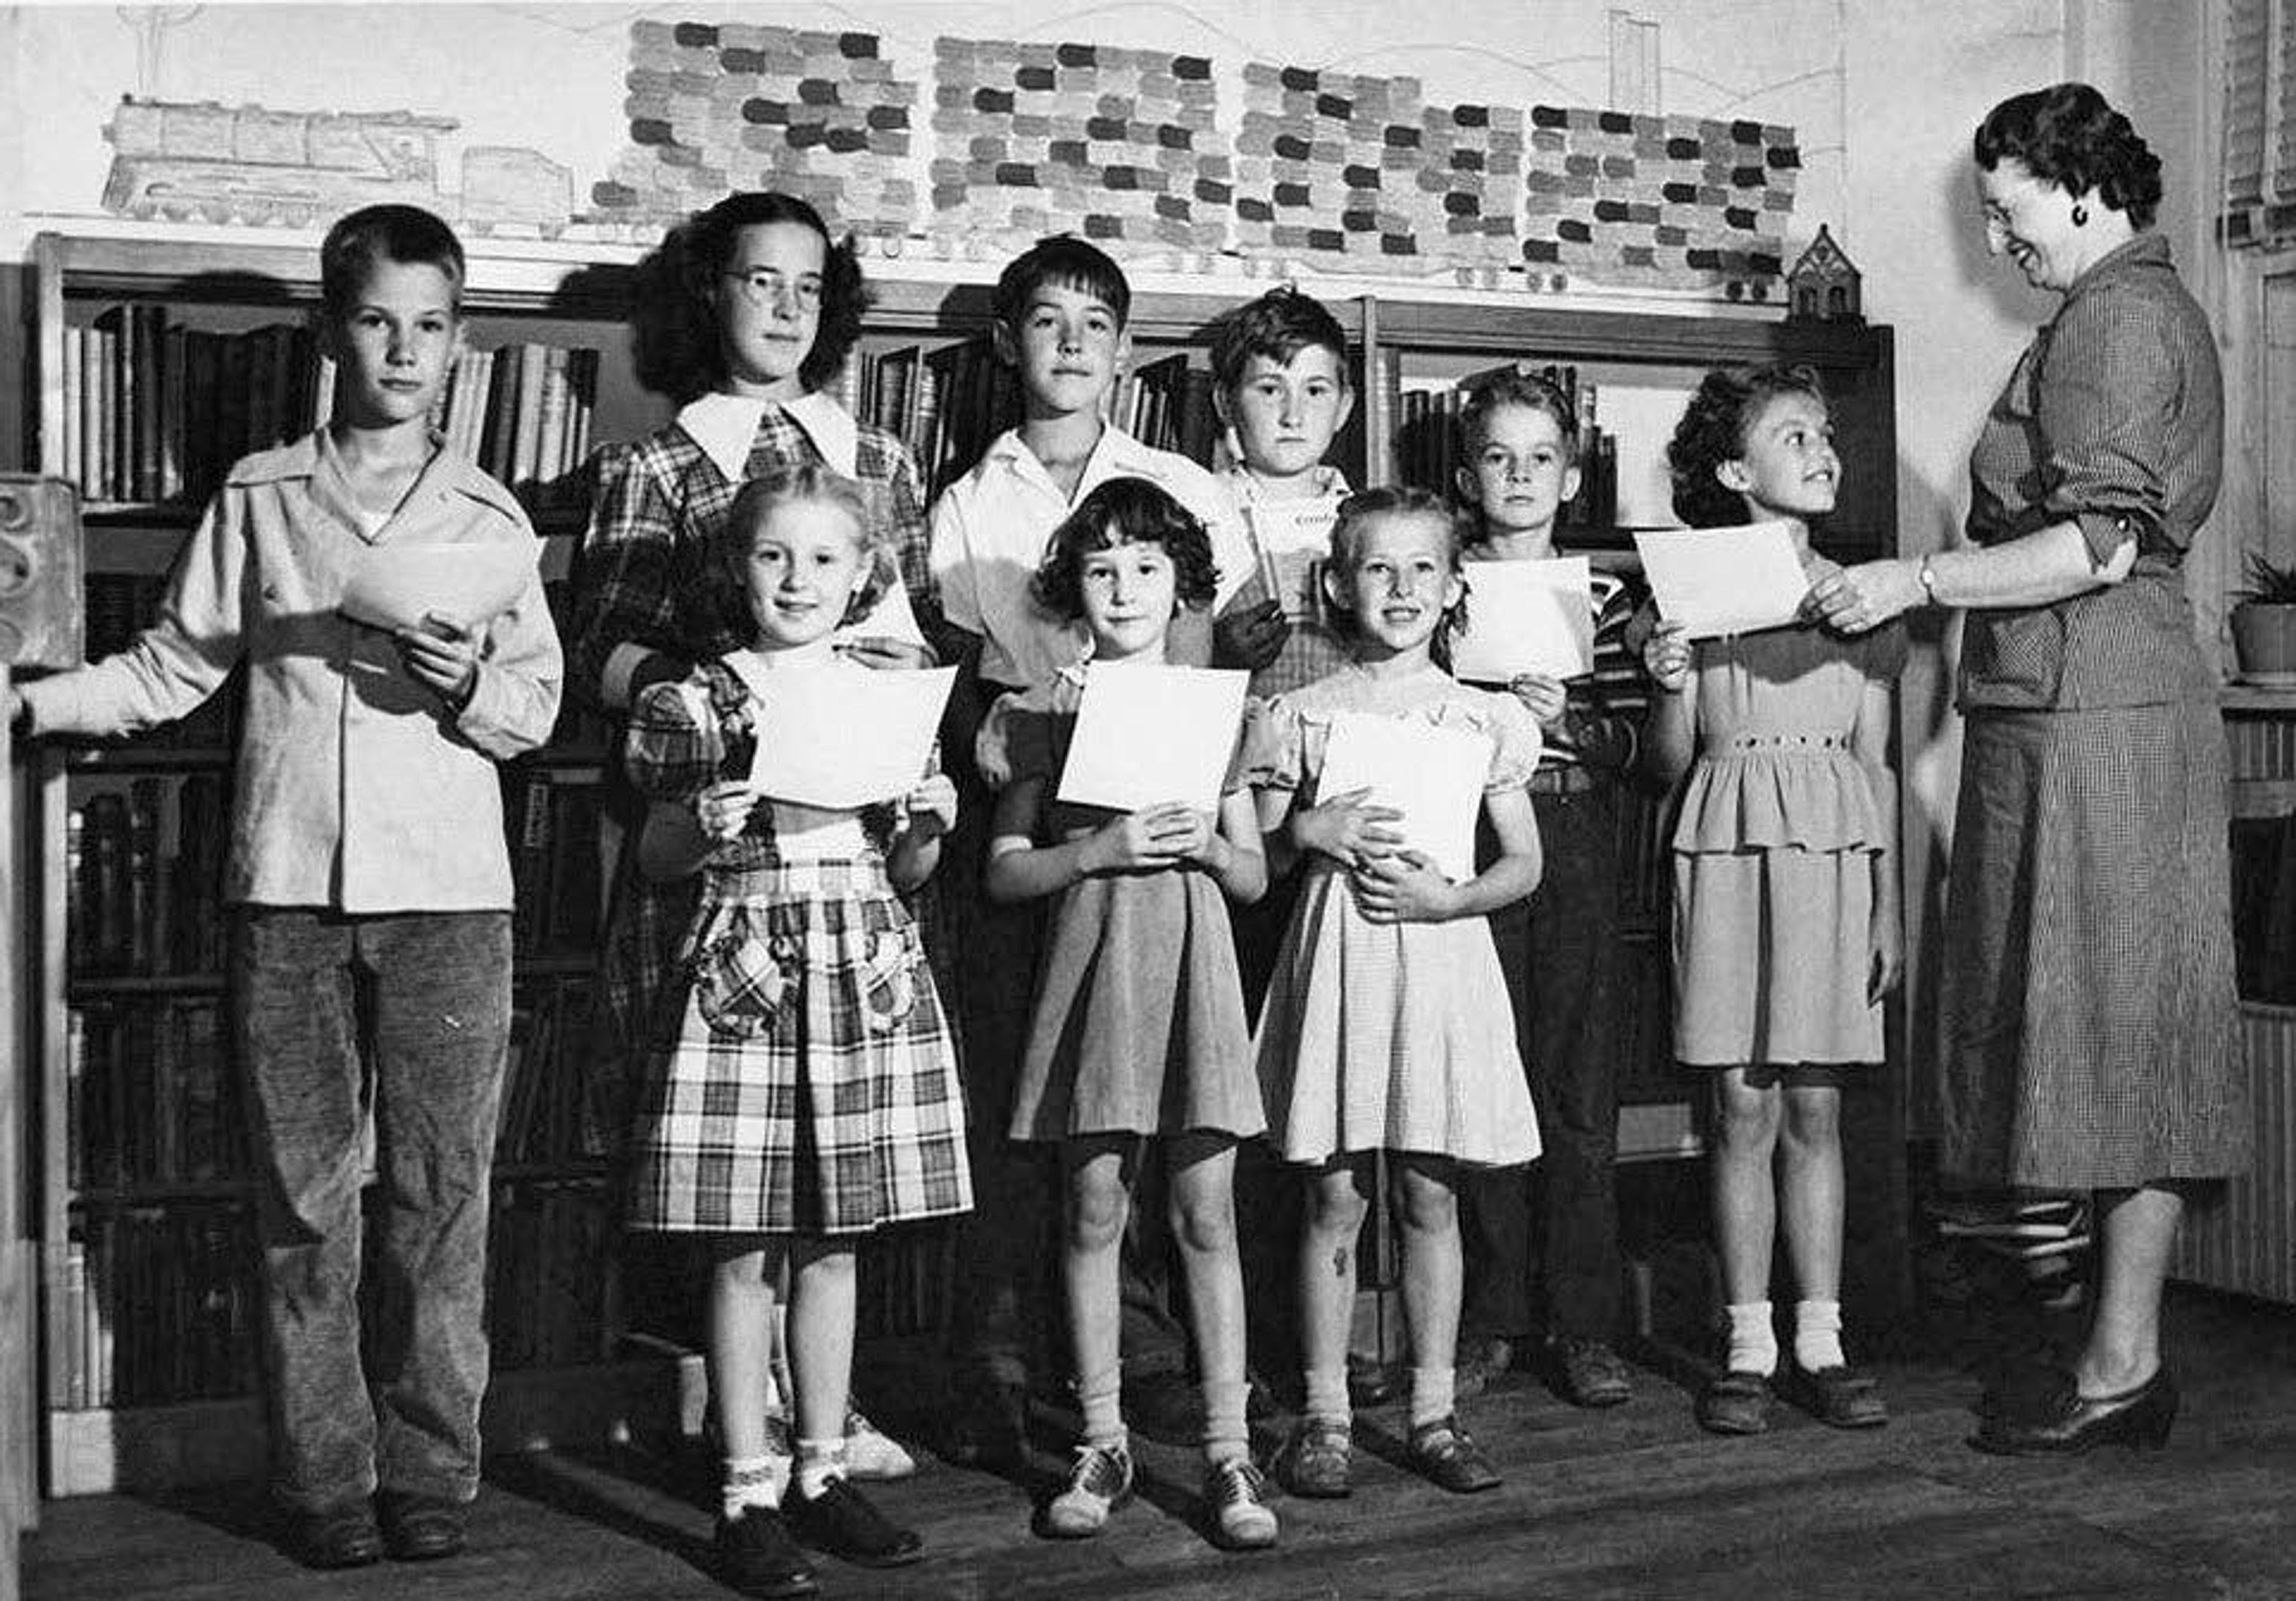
[
  {"x1": 624, "y1": 675, "x2": 725, "y2": 804},
  {"x1": 1476, "y1": 692, "x2": 1545, "y2": 793},
  {"x1": 973, "y1": 687, "x2": 1052, "y2": 792},
  {"x1": 1248, "y1": 696, "x2": 1308, "y2": 797}
]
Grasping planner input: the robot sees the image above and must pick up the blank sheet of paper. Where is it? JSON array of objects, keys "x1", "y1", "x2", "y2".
[
  {"x1": 338, "y1": 542, "x2": 538, "y2": 634},
  {"x1": 1634, "y1": 522, "x2": 1810, "y2": 638},
  {"x1": 1315, "y1": 711, "x2": 1494, "y2": 883},
  {"x1": 1055, "y1": 663, "x2": 1248, "y2": 814},
  {"x1": 1453, "y1": 557, "x2": 1595, "y2": 682},
  {"x1": 746, "y1": 664, "x2": 956, "y2": 808}
]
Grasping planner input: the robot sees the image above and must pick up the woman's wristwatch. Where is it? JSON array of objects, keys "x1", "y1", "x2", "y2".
[{"x1": 1916, "y1": 554, "x2": 1940, "y2": 606}]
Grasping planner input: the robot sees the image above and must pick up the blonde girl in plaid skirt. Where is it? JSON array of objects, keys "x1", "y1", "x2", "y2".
[
  {"x1": 626, "y1": 466, "x2": 969, "y2": 1595},
  {"x1": 976, "y1": 479, "x2": 1278, "y2": 1550}
]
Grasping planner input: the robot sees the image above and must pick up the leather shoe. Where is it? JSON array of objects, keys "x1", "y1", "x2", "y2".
[
  {"x1": 786, "y1": 1475, "x2": 926, "y2": 1568},
  {"x1": 1405, "y1": 1415, "x2": 1501, "y2": 1494},
  {"x1": 1972, "y1": 1367, "x2": 2176, "y2": 1456},
  {"x1": 1784, "y1": 1362, "x2": 1889, "y2": 1429},
  {"x1": 377, "y1": 1489, "x2": 468, "y2": 1560},
  {"x1": 285, "y1": 1499, "x2": 384, "y2": 1570},
  {"x1": 1694, "y1": 1370, "x2": 1773, "y2": 1436},
  {"x1": 716, "y1": 1508, "x2": 819, "y2": 1599}
]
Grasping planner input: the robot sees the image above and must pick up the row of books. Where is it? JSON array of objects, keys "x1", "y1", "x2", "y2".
[
  {"x1": 56, "y1": 304, "x2": 603, "y2": 510},
  {"x1": 500, "y1": 980, "x2": 612, "y2": 1169},
  {"x1": 1391, "y1": 362, "x2": 1622, "y2": 530},
  {"x1": 1930, "y1": 1194, "x2": 2093, "y2": 1262},
  {"x1": 507, "y1": 768, "x2": 609, "y2": 960},
  {"x1": 57, "y1": 1202, "x2": 261, "y2": 1409},
  {"x1": 67, "y1": 999, "x2": 239, "y2": 1191},
  {"x1": 68, "y1": 774, "x2": 230, "y2": 978}
]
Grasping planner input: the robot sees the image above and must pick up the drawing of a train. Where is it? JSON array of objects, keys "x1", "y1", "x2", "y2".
[{"x1": 102, "y1": 96, "x2": 576, "y2": 236}]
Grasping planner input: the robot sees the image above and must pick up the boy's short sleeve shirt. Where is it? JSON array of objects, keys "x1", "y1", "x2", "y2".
[{"x1": 929, "y1": 425, "x2": 1249, "y2": 689}]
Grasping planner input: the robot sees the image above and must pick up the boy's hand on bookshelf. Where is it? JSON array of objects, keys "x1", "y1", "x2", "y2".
[
  {"x1": 1506, "y1": 672, "x2": 1569, "y2": 727},
  {"x1": 1642, "y1": 622, "x2": 1693, "y2": 693},
  {"x1": 396, "y1": 612, "x2": 480, "y2": 709},
  {"x1": 1292, "y1": 787, "x2": 1405, "y2": 870},
  {"x1": 838, "y1": 636, "x2": 939, "y2": 671},
  {"x1": 693, "y1": 780, "x2": 761, "y2": 844},
  {"x1": 1083, "y1": 803, "x2": 1199, "y2": 873},
  {"x1": 901, "y1": 773, "x2": 959, "y2": 840},
  {"x1": 1213, "y1": 599, "x2": 1288, "y2": 672},
  {"x1": 1348, "y1": 849, "x2": 1456, "y2": 923}
]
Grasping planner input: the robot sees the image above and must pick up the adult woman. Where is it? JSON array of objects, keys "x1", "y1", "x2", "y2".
[{"x1": 1806, "y1": 81, "x2": 2246, "y2": 1454}]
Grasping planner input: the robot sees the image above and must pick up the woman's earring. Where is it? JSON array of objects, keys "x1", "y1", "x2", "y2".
[{"x1": 2071, "y1": 203, "x2": 2089, "y2": 227}]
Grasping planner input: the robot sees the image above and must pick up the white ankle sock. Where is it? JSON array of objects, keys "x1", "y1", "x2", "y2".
[
  {"x1": 722, "y1": 1453, "x2": 785, "y2": 1517},
  {"x1": 1724, "y1": 1301, "x2": 1778, "y2": 1377},
  {"x1": 1794, "y1": 1298, "x2": 1847, "y2": 1373},
  {"x1": 793, "y1": 1437, "x2": 846, "y2": 1499}
]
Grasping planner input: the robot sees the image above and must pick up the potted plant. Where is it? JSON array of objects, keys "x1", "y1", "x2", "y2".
[{"x1": 2231, "y1": 550, "x2": 2296, "y2": 684}]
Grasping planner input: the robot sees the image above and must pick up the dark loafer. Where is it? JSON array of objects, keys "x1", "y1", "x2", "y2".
[
  {"x1": 1277, "y1": 1416, "x2": 1353, "y2": 1499},
  {"x1": 1972, "y1": 1367, "x2": 2176, "y2": 1456},
  {"x1": 1551, "y1": 1337, "x2": 1635, "y2": 1409},
  {"x1": 1695, "y1": 1370, "x2": 1774, "y2": 1436},
  {"x1": 1787, "y1": 1363, "x2": 1889, "y2": 1429},
  {"x1": 377, "y1": 1489, "x2": 468, "y2": 1561},
  {"x1": 1405, "y1": 1415, "x2": 1501, "y2": 1494},
  {"x1": 786, "y1": 1476, "x2": 926, "y2": 1568},
  {"x1": 285, "y1": 1499, "x2": 384, "y2": 1570},
  {"x1": 716, "y1": 1508, "x2": 820, "y2": 1599}
]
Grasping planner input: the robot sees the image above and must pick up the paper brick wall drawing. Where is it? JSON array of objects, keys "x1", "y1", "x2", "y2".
[
  {"x1": 591, "y1": 20, "x2": 917, "y2": 238},
  {"x1": 1231, "y1": 66, "x2": 1522, "y2": 269},
  {"x1": 1523, "y1": 109, "x2": 1797, "y2": 292},
  {"x1": 926, "y1": 38, "x2": 1226, "y2": 257}
]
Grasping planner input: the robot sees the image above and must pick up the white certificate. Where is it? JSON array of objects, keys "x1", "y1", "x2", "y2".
[
  {"x1": 1055, "y1": 663, "x2": 1248, "y2": 815},
  {"x1": 1453, "y1": 557, "x2": 1595, "y2": 683},
  {"x1": 1634, "y1": 522, "x2": 1812, "y2": 639},
  {"x1": 833, "y1": 566, "x2": 927, "y2": 649},
  {"x1": 338, "y1": 541, "x2": 538, "y2": 634},
  {"x1": 1245, "y1": 498, "x2": 1339, "y2": 624},
  {"x1": 746, "y1": 664, "x2": 955, "y2": 808},
  {"x1": 1315, "y1": 711, "x2": 1494, "y2": 883}
]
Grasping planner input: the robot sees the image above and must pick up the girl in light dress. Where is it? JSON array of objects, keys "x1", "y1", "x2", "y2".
[
  {"x1": 1254, "y1": 486, "x2": 1545, "y2": 1499},
  {"x1": 976, "y1": 477, "x2": 1278, "y2": 1551},
  {"x1": 624, "y1": 465, "x2": 969, "y2": 1593},
  {"x1": 1644, "y1": 364, "x2": 1904, "y2": 1438}
]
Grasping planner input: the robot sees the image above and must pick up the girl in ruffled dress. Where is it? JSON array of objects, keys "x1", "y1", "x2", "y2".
[
  {"x1": 1254, "y1": 486, "x2": 1545, "y2": 1499},
  {"x1": 1644, "y1": 364, "x2": 1904, "y2": 1438}
]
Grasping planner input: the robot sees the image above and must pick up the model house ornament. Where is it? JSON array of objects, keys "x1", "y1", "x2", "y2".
[{"x1": 1787, "y1": 223, "x2": 1861, "y2": 322}]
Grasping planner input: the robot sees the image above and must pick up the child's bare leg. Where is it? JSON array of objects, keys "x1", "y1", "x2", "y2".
[
  {"x1": 1167, "y1": 1134, "x2": 1246, "y2": 1461},
  {"x1": 1711, "y1": 1066, "x2": 1784, "y2": 1376},
  {"x1": 1779, "y1": 1071, "x2": 1846, "y2": 1371},
  {"x1": 1062, "y1": 1138, "x2": 1134, "y2": 1446},
  {"x1": 783, "y1": 1236, "x2": 859, "y2": 1484},
  {"x1": 1296, "y1": 1156, "x2": 1373, "y2": 1422},
  {"x1": 710, "y1": 1237, "x2": 790, "y2": 1512},
  {"x1": 1395, "y1": 1154, "x2": 1464, "y2": 1430}
]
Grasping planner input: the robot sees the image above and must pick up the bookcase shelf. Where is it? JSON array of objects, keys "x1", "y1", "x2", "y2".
[{"x1": 16, "y1": 227, "x2": 1900, "y2": 1496}]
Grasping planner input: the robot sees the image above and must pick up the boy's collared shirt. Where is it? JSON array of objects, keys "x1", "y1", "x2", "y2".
[
  {"x1": 20, "y1": 430, "x2": 562, "y2": 912},
  {"x1": 1218, "y1": 462, "x2": 1353, "y2": 697},
  {"x1": 929, "y1": 424, "x2": 1249, "y2": 689}
]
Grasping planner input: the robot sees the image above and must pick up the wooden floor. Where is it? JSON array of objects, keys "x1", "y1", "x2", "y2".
[{"x1": 22, "y1": 1284, "x2": 2296, "y2": 1601}]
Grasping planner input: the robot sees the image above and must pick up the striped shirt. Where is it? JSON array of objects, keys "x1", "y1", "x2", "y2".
[{"x1": 1961, "y1": 233, "x2": 2222, "y2": 711}]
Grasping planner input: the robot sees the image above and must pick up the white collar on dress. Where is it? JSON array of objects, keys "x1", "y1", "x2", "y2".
[{"x1": 677, "y1": 390, "x2": 861, "y2": 482}]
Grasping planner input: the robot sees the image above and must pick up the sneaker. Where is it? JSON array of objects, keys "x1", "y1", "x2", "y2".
[
  {"x1": 1203, "y1": 1456, "x2": 1278, "y2": 1551},
  {"x1": 1550, "y1": 1337, "x2": 1634, "y2": 1408},
  {"x1": 784, "y1": 1476, "x2": 924, "y2": 1568},
  {"x1": 715, "y1": 1508, "x2": 819, "y2": 1599},
  {"x1": 1037, "y1": 1440, "x2": 1134, "y2": 1539},
  {"x1": 1453, "y1": 1334, "x2": 1515, "y2": 1402},
  {"x1": 1695, "y1": 1370, "x2": 1774, "y2": 1436},
  {"x1": 1405, "y1": 1415, "x2": 1501, "y2": 1494},
  {"x1": 843, "y1": 1407, "x2": 918, "y2": 1480},
  {"x1": 1276, "y1": 1416, "x2": 1352, "y2": 1499}
]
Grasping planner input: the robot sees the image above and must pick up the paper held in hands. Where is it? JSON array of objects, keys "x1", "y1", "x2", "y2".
[
  {"x1": 1633, "y1": 521, "x2": 1812, "y2": 639},
  {"x1": 1452, "y1": 557, "x2": 1595, "y2": 683},
  {"x1": 338, "y1": 541, "x2": 538, "y2": 634},
  {"x1": 833, "y1": 568, "x2": 927, "y2": 649},
  {"x1": 746, "y1": 664, "x2": 957, "y2": 809},
  {"x1": 1055, "y1": 663, "x2": 1248, "y2": 815},
  {"x1": 1316, "y1": 711, "x2": 1494, "y2": 883}
]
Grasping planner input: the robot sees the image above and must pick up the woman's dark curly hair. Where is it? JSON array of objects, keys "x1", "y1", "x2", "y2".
[
  {"x1": 1974, "y1": 82, "x2": 2160, "y2": 231},
  {"x1": 1029, "y1": 477, "x2": 1219, "y2": 623},
  {"x1": 1666, "y1": 363, "x2": 1829, "y2": 529},
  {"x1": 629, "y1": 191, "x2": 871, "y2": 404},
  {"x1": 1320, "y1": 484, "x2": 1470, "y2": 667},
  {"x1": 683, "y1": 464, "x2": 890, "y2": 647}
]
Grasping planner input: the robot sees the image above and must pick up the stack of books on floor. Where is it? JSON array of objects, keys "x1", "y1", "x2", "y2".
[{"x1": 1929, "y1": 1194, "x2": 2091, "y2": 1309}]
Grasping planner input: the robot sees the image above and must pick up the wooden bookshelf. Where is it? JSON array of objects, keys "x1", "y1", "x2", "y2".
[{"x1": 18, "y1": 228, "x2": 1901, "y2": 1495}]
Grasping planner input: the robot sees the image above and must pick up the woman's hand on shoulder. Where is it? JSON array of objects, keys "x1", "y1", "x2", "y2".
[
  {"x1": 693, "y1": 779, "x2": 761, "y2": 844},
  {"x1": 1642, "y1": 621, "x2": 1693, "y2": 693},
  {"x1": 902, "y1": 772, "x2": 958, "y2": 841},
  {"x1": 1803, "y1": 558, "x2": 1923, "y2": 636},
  {"x1": 1290, "y1": 786, "x2": 1405, "y2": 870},
  {"x1": 1348, "y1": 849, "x2": 1457, "y2": 923},
  {"x1": 1506, "y1": 672, "x2": 1569, "y2": 728}
]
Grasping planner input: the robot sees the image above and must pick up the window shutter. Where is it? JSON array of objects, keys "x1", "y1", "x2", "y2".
[{"x1": 2225, "y1": 0, "x2": 2296, "y2": 245}]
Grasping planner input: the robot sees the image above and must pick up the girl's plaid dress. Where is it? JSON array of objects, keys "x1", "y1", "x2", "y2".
[{"x1": 623, "y1": 658, "x2": 971, "y2": 1235}]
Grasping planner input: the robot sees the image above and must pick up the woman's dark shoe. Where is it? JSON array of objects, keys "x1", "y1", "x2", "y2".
[
  {"x1": 1784, "y1": 1363, "x2": 1889, "y2": 1429},
  {"x1": 1405, "y1": 1416, "x2": 1502, "y2": 1494},
  {"x1": 284, "y1": 1499, "x2": 384, "y2": 1570},
  {"x1": 1972, "y1": 1367, "x2": 2177, "y2": 1456},
  {"x1": 376, "y1": 1489, "x2": 469, "y2": 1560},
  {"x1": 715, "y1": 1507, "x2": 820, "y2": 1599},
  {"x1": 1694, "y1": 1370, "x2": 1774, "y2": 1436},
  {"x1": 786, "y1": 1475, "x2": 926, "y2": 1567}
]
